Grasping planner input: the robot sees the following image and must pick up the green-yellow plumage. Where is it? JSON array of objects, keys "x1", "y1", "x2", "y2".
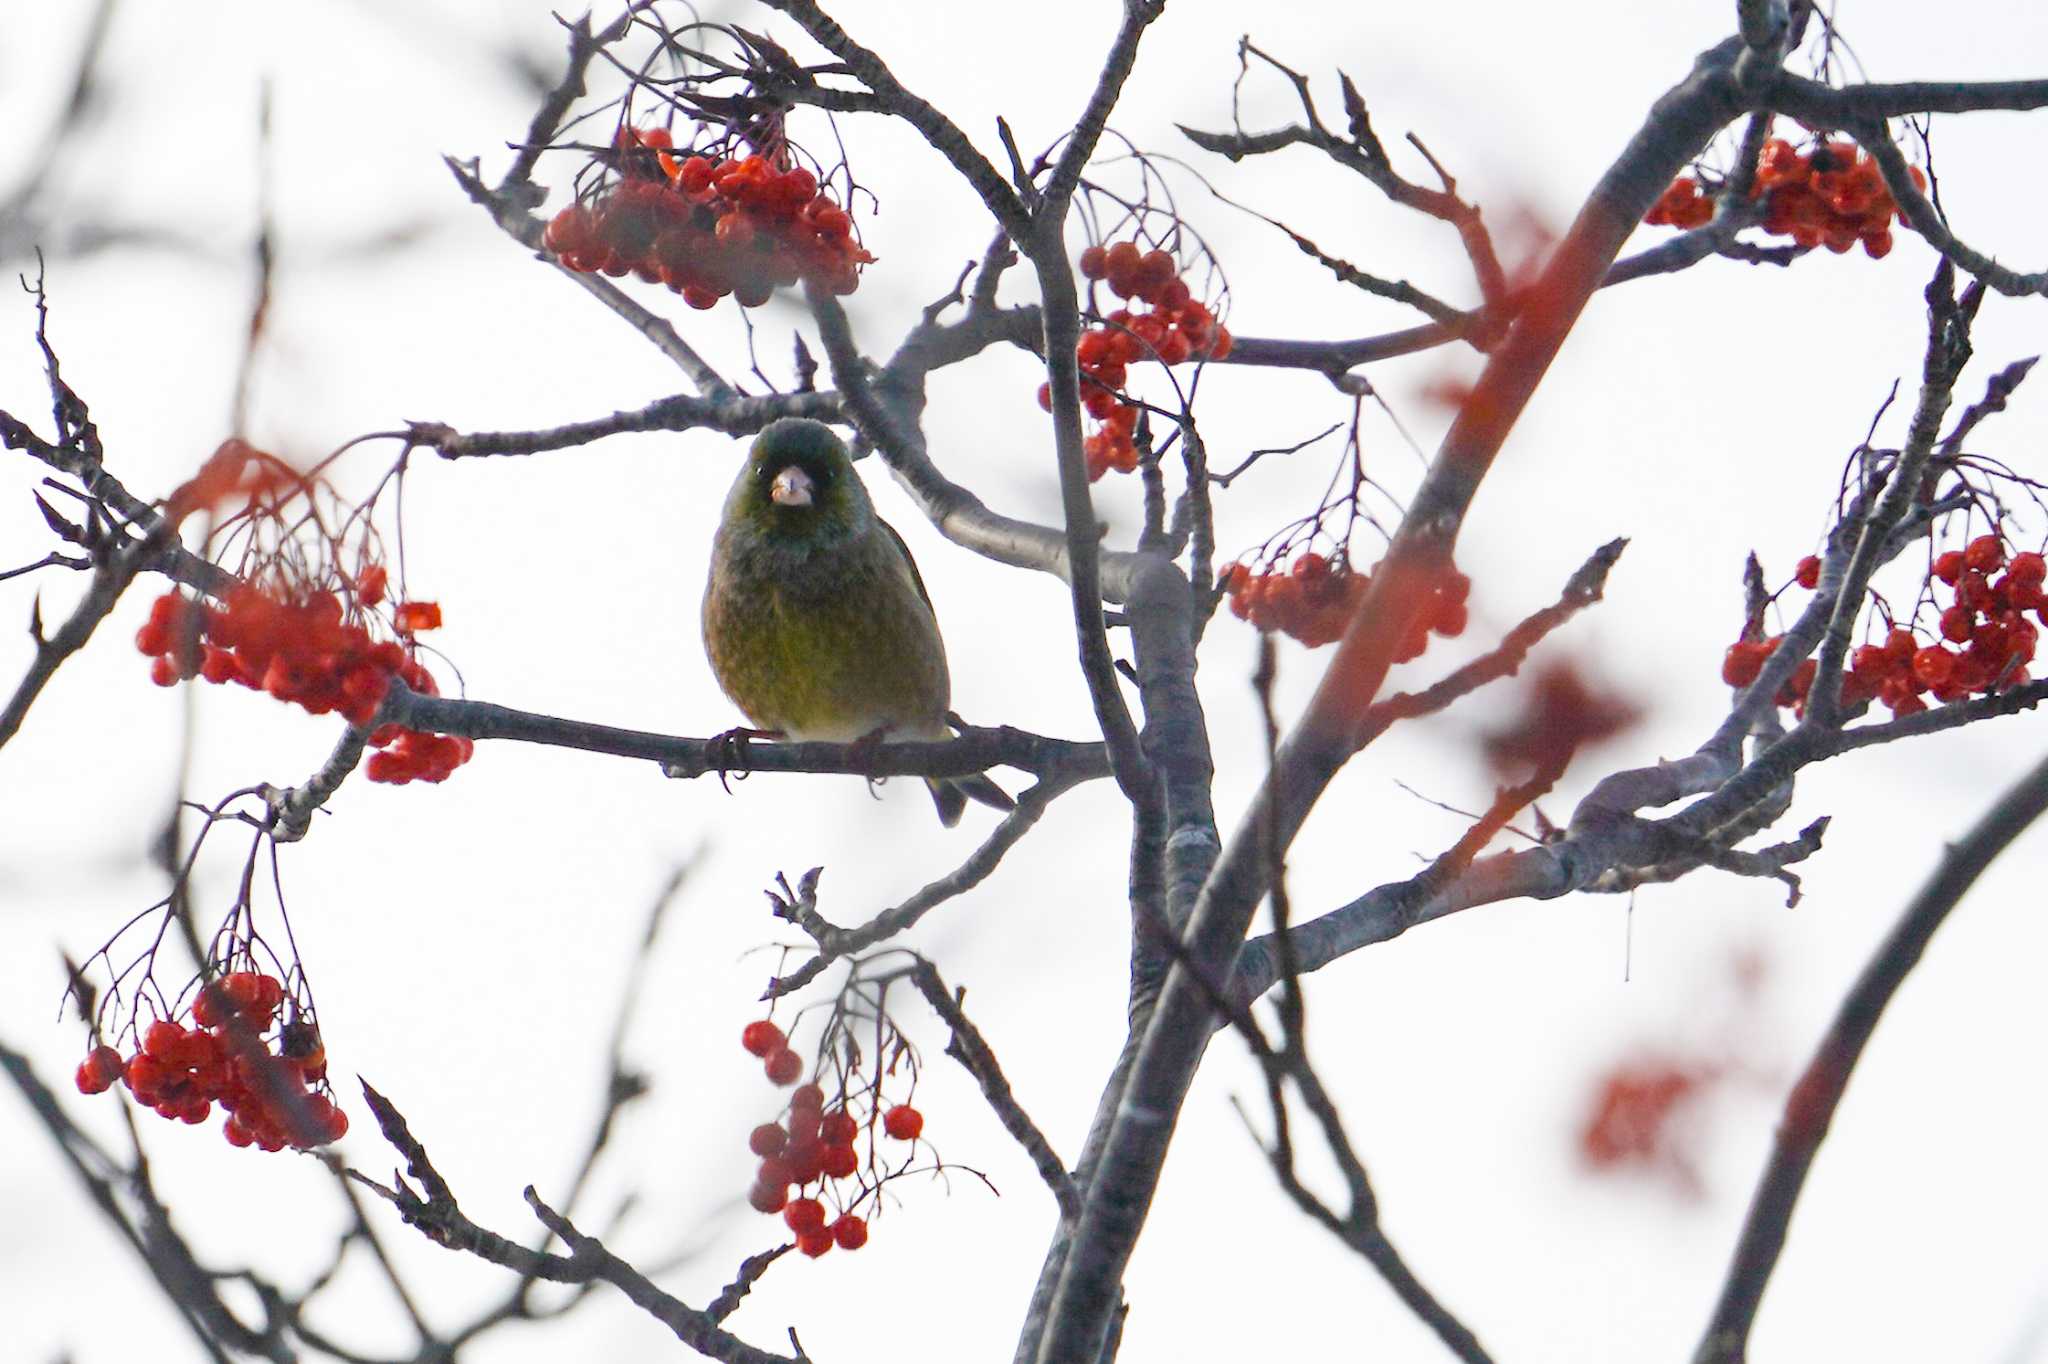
[{"x1": 702, "y1": 418, "x2": 1011, "y2": 825}]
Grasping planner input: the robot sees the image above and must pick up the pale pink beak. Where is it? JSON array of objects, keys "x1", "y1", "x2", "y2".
[{"x1": 770, "y1": 466, "x2": 814, "y2": 507}]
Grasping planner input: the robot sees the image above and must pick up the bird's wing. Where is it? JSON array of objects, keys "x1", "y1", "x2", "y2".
[{"x1": 878, "y1": 517, "x2": 937, "y2": 618}]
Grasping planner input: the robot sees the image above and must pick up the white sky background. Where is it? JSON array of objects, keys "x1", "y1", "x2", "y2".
[{"x1": 4, "y1": 2, "x2": 2048, "y2": 1361}]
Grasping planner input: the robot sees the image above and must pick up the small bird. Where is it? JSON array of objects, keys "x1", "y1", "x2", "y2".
[{"x1": 702, "y1": 418, "x2": 1013, "y2": 825}]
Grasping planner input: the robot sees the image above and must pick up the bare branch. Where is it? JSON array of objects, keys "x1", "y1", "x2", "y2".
[
  {"x1": 754, "y1": 0, "x2": 1030, "y2": 237},
  {"x1": 764, "y1": 772, "x2": 1083, "y2": 997},
  {"x1": 442, "y1": 155, "x2": 734, "y2": 397},
  {"x1": 412, "y1": 390, "x2": 845, "y2": 458},
  {"x1": 0, "y1": 534, "x2": 152, "y2": 752},
  {"x1": 1694, "y1": 748, "x2": 2048, "y2": 1364},
  {"x1": 352, "y1": 1083, "x2": 801, "y2": 1364},
  {"x1": 1849, "y1": 121, "x2": 2048, "y2": 299},
  {"x1": 259, "y1": 722, "x2": 373, "y2": 843},
  {"x1": 375, "y1": 679, "x2": 1102, "y2": 785},
  {"x1": 909, "y1": 958, "x2": 1080, "y2": 1222},
  {"x1": 1351, "y1": 538, "x2": 1627, "y2": 750},
  {"x1": 1028, "y1": 39, "x2": 1750, "y2": 1361},
  {"x1": 1766, "y1": 70, "x2": 2048, "y2": 122}
]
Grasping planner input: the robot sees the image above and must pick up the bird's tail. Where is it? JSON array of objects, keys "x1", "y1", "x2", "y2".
[{"x1": 925, "y1": 773, "x2": 1016, "y2": 827}]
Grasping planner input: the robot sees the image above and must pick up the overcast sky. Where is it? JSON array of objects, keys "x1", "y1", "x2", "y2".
[{"x1": 5, "y1": 3, "x2": 2048, "y2": 1361}]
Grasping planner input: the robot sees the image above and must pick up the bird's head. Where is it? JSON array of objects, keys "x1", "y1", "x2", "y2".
[{"x1": 723, "y1": 418, "x2": 872, "y2": 550}]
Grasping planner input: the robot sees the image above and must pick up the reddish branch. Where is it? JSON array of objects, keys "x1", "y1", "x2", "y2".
[{"x1": 1027, "y1": 38, "x2": 1751, "y2": 1363}]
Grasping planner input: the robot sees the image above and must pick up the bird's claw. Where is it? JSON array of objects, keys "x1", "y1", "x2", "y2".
[
  {"x1": 845, "y1": 724, "x2": 894, "y2": 801},
  {"x1": 709, "y1": 726, "x2": 781, "y2": 794}
]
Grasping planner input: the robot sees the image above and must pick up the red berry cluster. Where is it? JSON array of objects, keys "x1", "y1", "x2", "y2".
[
  {"x1": 1751, "y1": 137, "x2": 1919, "y2": 257},
  {"x1": 1722, "y1": 536, "x2": 2041, "y2": 715},
  {"x1": 739, "y1": 1019, "x2": 924, "y2": 1258},
  {"x1": 1646, "y1": 137, "x2": 1922, "y2": 259},
  {"x1": 543, "y1": 128, "x2": 872, "y2": 309},
  {"x1": 74, "y1": 972, "x2": 345, "y2": 1152},
  {"x1": 1579, "y1": 1057, "x2": 1710, "y2": 1174},
  {"x1": 1221, "y1": 552, "x2": 1469, "y2": 652},
  {"x1": 137, "y1": 587, "x2": 472, "y2": 785},
  {"x1": 1039, "y1": 240, "x2": 1232, "y2": 479}
]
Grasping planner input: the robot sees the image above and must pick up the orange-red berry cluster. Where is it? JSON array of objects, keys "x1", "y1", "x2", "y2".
[
  {"x1": 1646, "y1": 137, "x2": 1922, "y2": 259},
  {"x1": 543, "y1": 128, "x2": 872, "y2": 309},
  {"x1": 1221, "y1": 552, "x2": 1470, "y2": 652},
  {"x1": 137, "y1": 587, "x2": 472, "y2": 784},
  {"x1": 1722, "y1": 536, "x2": 2041, "y2": 715},
  {"x1": 1040, "y1": 240, "x2": 1232, "y2": 479},
  {"x1": 739, "y1": 1019, "x2": 922, "y2": 1258},
  {"x1": 1579, "y1": 1058, "x2": 1709, "y2": 1173},
  {"x1": 74, "y1": 972, "x2": 346, "y2": 1152}
]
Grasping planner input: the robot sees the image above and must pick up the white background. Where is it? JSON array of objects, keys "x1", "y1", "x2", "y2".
[{"x1": 4, "y1": 2, "x2": 2047, "y2": 1361}]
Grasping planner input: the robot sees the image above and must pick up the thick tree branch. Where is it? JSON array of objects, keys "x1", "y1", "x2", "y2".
[
  {"x1": 1765, "y1": 71, "x2": 2048, "y2": 121},
  {"x1": 1027, "y1": 39, "x2": 1750, "y2": 1363}
]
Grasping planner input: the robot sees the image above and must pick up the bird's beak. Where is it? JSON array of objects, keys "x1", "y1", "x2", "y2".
[{"x1": 769, "y1": 465, "x2": 815, "y2": 508}]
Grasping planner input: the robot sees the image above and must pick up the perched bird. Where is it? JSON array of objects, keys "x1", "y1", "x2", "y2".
[{"x1": 702, "y1": 418, "x2": 1013, "y2": 825}]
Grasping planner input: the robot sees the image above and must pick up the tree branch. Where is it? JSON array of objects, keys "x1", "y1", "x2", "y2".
[
  {"x1": 909, "y1": 958, "x2": 1080, "y2": 1222},
  {"x1": 1026, "y1": 39, "x2": 1750, "y2": 1363},
  {"x1": 1693, "y1": 746, "x2": 2048, "y2": 1364},
  {"x1": 378, "y1": 679, "x2": 1105, "y2": 784},
  {"x1": 762, "y1": 772, "x2": 1084, "y2": 997}
]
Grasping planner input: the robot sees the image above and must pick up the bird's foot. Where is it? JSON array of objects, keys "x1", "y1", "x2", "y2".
[
  {"x1": 845, "y1": 724, "x2": 895, "y2": 801},
  {"x1": 709, "y1": 726, "x2": 782, "y2": 794}
]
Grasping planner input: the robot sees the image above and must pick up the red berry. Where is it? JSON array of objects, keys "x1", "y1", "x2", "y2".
[
  {"x1": 1965, "y1": 534, "x2": 2005, "y2": 574},
  {"x1": 791, "y1": 1083, "x2": 825, "y2": 1115},
  {"x1": 144, "y1": 1020, "x2": 186, "y2": 1058},
  {"x1": 819, "y1": 1110, "x2": 858, "y2": 1145},
  {"x1": 1721, "y1": 640, "x2": 1768, "y2": 688},
  {"x1": 1932, "y1": 550, "x2": 1965, "y2": 584},
  {"x1": 74, "y1": 1046, "x2": 124, "y2": 1095},
  {"x1": 1103, "y1": 240, "x2": 1141, "y2": 281},
  {"x1": 2007, "y1": 552, "x2": 2047, "y2": 589},
  {"x1": 819, "y1": 1143, "x2": 859, "y2": 1179},
  {"x1": 764, "y1": 1048, "x2": 803, "y2": 1086},
  {"x1": 783, "y1": 1196, "x2": 826, "y2": 1235},
  {"x1": 882, "y1": 1104, "x2": 924, "y2": 1141},
  {"x1": 796, "y1": 1229, "x2": 835, "y2": 1258},
  {"x1": 1078, "y1": 245, "x2": 1107, "y2": 279},
  {"x1": 741, "y1": 1020, "x2": 785, "y2": 1058},
  {"x1": 1794, "y1": 555, "x2": 1821, "y2": 590},
  {"x1": 784, "y1": 1141, "x2": 825, "y2": 1186},
  {"x1": 749, "y1": 1123, "x2": 788, "y2": 1158},
  {"x1": 831, "y1": 1213, "x2": 869, "y2": 1250},
  {"x1": 747, "y1": 1181, "x2": 788, "y2": 1214}
]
